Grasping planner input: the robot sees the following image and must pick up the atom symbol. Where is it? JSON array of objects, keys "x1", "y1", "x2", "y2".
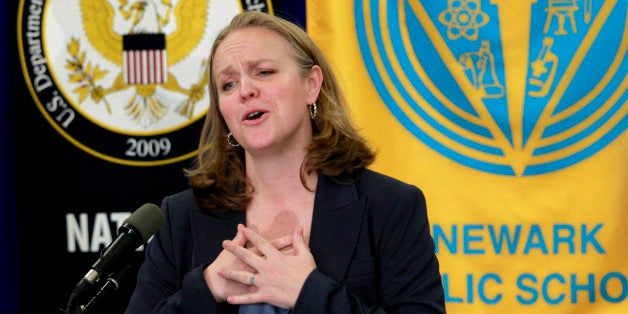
[{"x1": 438, "y1": 0, "x2": 489, "y2": 40}]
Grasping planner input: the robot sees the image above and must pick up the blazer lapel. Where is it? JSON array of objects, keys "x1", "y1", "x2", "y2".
[
  {"x1": 190, "y1": 204, "x2": 246, "y2": 265},
  {"x1": 310, "y1": 174, "x2": 365, "y2": 282}
]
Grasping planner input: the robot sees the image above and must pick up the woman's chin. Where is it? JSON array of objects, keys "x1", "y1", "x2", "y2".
[{"x1": 242, "y1": 140, "x2": 277, "y2": 153}]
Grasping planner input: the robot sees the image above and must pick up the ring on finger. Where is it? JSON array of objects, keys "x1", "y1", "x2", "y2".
[{"x1": 249, "y1": 274, "x2": 255, "y2": 285}]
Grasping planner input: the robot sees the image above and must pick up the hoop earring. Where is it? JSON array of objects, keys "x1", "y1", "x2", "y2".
[
  {"x1": 308, "y1": 102, "x2": 317, "y2": 120},
  {"x1": 227, "y1": 133, "x2": 240, "y2": 147}
]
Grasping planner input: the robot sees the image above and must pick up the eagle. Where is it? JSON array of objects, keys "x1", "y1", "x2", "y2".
[{"x1": 75, "y1": 0, "x2": 210, "y2": 127}]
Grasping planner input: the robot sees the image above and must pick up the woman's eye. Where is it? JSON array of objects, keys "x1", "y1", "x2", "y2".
[
  {"x1": 258, "y1": 70, "x2": 275, "y2": 76},
  {"x1": 222, "y1": 81, "x2": 236, "y2": 91}
]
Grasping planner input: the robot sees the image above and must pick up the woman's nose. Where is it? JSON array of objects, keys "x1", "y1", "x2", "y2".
[{"x1": 239, "y1": 77, "x2": 258, "y2": 100}]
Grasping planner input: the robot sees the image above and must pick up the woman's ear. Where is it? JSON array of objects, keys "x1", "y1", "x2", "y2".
[{"x1": 306, "y1": 65, "x2": 323, "y2": 103}]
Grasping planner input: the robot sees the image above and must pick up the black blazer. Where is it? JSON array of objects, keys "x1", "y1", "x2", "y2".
[{"x1": 126, "y1": 169, "x2": 445, "y2": 313}]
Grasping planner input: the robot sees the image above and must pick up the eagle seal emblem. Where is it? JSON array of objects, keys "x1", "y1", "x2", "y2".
[{"x1": 18, "y1": 0, "x2": 273, "y2": 166}]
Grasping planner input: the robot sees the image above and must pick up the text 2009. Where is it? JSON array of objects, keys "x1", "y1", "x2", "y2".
[{"x1": 125, "y1": 137, "x2": 172, "y2": 158}]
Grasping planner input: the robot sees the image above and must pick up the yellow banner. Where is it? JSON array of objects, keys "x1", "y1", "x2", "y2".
[{"x1": 307, "y1": 0, "x2": 627, "y2": 313}]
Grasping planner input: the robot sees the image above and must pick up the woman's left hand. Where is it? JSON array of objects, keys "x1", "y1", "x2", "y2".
[{"x1": 218, "y1": 226, "x2": 316, "y2": 309}]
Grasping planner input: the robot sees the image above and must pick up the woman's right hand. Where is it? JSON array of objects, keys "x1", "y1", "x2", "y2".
[{"x1": 203, "y1": 224, "x2": 293, "y2": 302}]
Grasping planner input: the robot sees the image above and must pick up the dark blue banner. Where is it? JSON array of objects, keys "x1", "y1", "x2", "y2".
[{"x1": 4, "y1": 1, "x2": 305, "y2": 313}]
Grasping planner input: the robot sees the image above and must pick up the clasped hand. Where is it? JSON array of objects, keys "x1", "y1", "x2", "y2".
[{"x1": 203, "y1": 224, "x2": 316, "y2": 309}]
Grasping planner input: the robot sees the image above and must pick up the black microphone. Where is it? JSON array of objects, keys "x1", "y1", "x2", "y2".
[
  {"x1": 84, "y1": 203, "x2": 164, "y2": 284},
  {"x1": 66, "y1": 203, "x2": 164, "y2": 313}
]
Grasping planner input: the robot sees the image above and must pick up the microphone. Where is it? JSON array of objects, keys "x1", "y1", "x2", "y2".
[
  {"x1": 83, "y1": 203, "x2": 164, "y2": 284},
  {"x1": 66, "y1": 203, "x2": 164, "y2": 313}
]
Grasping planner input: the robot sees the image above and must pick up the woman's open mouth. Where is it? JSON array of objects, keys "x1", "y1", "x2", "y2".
[
  {"x1": 246, "y1": 111, "x2": 265, "y2": 120},
  {"x1": 244, "y1": 110, "x2": 266, "y2": 121}
]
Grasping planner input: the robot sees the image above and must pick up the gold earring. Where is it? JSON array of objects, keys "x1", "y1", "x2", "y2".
[
  {"x1": 227, "y1": 133, "x2": 240, "y2": 147},
  {"x1": 308, "y1": 102, "x2": 317, "y2": 120}
]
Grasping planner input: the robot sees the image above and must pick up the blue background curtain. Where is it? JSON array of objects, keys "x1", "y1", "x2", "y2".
[
  {"x1": 2, "y1": 0, "x2": 18, "y2": 312},
  {"x1": 2, "y1": 1, "x2": 304, "y2": 313}
]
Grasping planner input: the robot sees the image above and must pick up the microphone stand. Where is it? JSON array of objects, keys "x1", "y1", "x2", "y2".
[
  {"x1": 82, "y1": 265, "x2": 132, "y2": 313},
  {"x1": 65, "y1": 264, "x2": 131, "y2": 314},
  {"x1": 65, "y1": 278, "x2": 92, "y2": 314}
]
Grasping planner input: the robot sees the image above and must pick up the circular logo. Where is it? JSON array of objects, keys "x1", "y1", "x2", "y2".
[
  {"x1": 18, "y1": 0, "x2": 272, "y2": 166},
  {"x1": 355, "y1": 0, "x2": 626, "y2": 176}
]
